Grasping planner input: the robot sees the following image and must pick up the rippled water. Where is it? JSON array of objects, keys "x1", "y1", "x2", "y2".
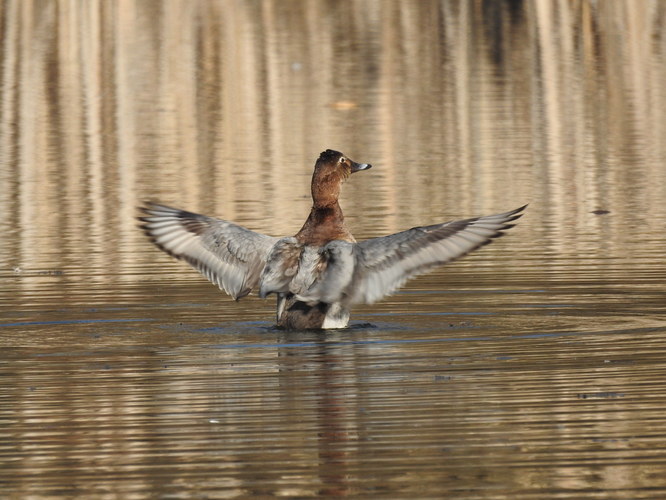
[{"x1": 2, "y1": 1, "x2": 666, "y2": 498}]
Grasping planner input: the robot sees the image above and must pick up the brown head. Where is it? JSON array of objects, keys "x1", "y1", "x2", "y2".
[{"x1": 310, "y1": 149, "x2": 371, "y2": 208}]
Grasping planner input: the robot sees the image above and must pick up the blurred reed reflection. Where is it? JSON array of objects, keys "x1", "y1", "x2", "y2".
[
  {"x1": 5, "y1": 322, "x2": 666, "y2": 497},
  {"x1": 1, "y1": 0, "x2": 665, "y2": 280}
]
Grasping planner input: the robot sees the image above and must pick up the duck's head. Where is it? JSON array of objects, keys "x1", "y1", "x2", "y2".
[{"x1": 311, "y1": 149, "x2": 371, "y2": 207}]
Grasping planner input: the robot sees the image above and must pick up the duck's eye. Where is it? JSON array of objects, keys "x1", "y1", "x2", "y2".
[{"x1": 338, "y1": 157, "x2": 346, "y2": 164}]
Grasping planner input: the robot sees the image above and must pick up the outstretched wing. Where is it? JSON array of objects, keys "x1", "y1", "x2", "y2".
[
  {"x1": 350, "y1": 205, "x2": 526, "y2": 304},
  {"x1": 139, "y1": 203, "x2": 279, "y2": 300}
]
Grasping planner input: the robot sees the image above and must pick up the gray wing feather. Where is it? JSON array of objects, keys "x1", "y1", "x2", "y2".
[
  {"x1": 293, "y1": 241, "x2": 356, "y2": 305},
  {"x1": 350, "y1": 205, "x2": 526, "y2": 304},
  {"x1": 258, "y1": 237, "x2": 302, "y2": 297},
  {"x1": 139, "y1": 203, "x2": 278, "y2": 300},
  {"x1": 288, "y1": 246, "x2": 323, "y2": 297}
]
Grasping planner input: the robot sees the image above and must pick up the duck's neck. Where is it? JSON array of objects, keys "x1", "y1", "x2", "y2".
[{"x1": 295, "y1": 202, "x2": 354, "y2": 246}]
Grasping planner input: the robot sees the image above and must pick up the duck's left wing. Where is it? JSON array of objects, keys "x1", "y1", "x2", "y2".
[
  {"x1": 139, "y1": 203, "x2": 279, "y2": 300},
  {"x1": 350, "y1": 205, "x2": 526, "y2": 304}
]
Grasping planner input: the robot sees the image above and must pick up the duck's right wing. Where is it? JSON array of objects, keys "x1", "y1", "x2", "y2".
[
  {"x1": 139, "y1": 203, "x2": 279, "y2": 300},
  {"x1": 350, "y1": 205, "x2": 526, "y2": 304}
]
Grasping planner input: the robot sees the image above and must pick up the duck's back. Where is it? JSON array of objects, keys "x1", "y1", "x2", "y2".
[{"x1": 259, "y1": 239, "x2": 351, "y2": 330}]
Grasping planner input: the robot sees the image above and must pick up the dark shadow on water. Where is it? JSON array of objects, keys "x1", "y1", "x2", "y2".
[
  {"x1": 195, "y1": 320, "x2": 404, "y2": 335},
  {"x1": 198, "y1": 324, "x2": 666, "y2": 350}
]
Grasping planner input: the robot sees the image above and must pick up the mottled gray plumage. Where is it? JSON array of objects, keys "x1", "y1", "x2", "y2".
[
  {"x1": 350, "y1": 206, "x2": 525, "y2": 304},
  {"x1": 139, "y1": 203, "x2": 524, "y2": 328},
  {"x1": 139, "y1": 204, "x2": 278, "y2": 300}
]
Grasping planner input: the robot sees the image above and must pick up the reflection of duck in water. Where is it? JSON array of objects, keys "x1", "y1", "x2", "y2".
[{"x1": 139, "y1": 149, "x2": 525, "y2": 330}]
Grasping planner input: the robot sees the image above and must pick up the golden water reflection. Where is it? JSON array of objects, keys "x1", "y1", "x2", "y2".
[{"x1": 2, "y1": 1, "x2": 666, "y2": 498}]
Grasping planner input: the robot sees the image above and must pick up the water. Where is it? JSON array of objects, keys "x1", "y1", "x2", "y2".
[{"x1": 2, "y1": 1, "x2": 666, "y2": 498}]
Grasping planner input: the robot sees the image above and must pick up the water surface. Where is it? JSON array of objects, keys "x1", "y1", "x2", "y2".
[{"x1": 2, "y1": 1, "x2": 666, "y2": 498}]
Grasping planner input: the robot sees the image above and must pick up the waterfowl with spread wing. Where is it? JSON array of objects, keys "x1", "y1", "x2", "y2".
[{"x1": 139, "y1": 149, "x2": 525, "y2": 330}]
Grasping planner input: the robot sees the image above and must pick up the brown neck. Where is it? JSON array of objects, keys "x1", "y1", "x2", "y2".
[
  {"x1": 310, "y1": 170, "x2": 344, "y2": 208},
  {"x1": 295, "y1": 202, "x2": 354, "y2": 246}
]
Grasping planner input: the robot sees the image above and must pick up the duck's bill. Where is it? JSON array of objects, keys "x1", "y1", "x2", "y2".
[{"x1": 351, "y1": 161, "x2": 372, "y2": 173}]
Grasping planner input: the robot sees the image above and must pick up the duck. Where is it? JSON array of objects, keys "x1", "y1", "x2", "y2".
[{"x1": 139, "y1": 149, "x2": 525, "y2": 330}]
